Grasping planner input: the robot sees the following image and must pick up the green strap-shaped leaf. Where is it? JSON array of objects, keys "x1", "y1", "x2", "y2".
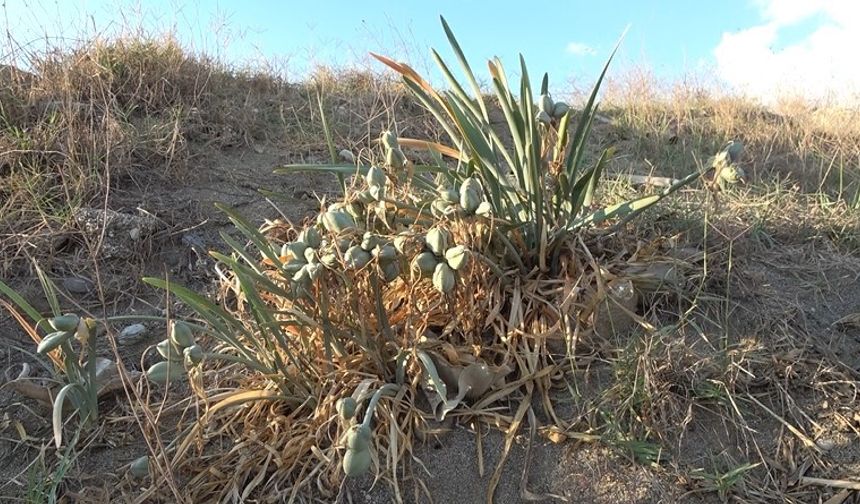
[{"x1": 440, "y1": 16, "x2": 489, "y2": 121}]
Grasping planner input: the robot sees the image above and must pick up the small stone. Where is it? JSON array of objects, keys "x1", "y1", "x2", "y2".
[
  {"x1": 118, "y1": 323, "x2": 147, "y2": 345},
  {"x1": 62, "y1": 277, "x2": 92, "y2": 295},
  {"x1": 129, "y1": 227, "x2": 141, "y2": 241}
]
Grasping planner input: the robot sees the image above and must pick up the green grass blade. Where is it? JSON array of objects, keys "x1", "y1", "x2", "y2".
[
  {"x1": 0, "y1": 279, "x2": 44, "y2": 324},
  {"x1": 215, "y1": 203, "x2": 281, "y2": 268},
  {"x1": 317, "y1": 92, "x2": 345, "y2": 194}
]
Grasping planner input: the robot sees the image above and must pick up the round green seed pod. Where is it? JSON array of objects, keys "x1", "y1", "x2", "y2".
[
  {"x1": 146, "y1": 361, "x2": 185, "y2": 385},
  {"x1": 369, "y1": 184, "x2": 385, "y2": 201},
  {"x1": 157, "y1": 339, "x2": 183, "y2": 362},
  {"x1": 292, "y1": 264, "x2": 313, "y2": 289},
  {"x1": 438, "y1": 185, "x2": 459, "y2": 204},
  {"x1": 49, "y1": 314, "x2": 80, "y2": 332},
  {"x1": 344, "y1": 245, "x2": 371, "y2": 270},
  {"x1": 183, "y1": 344, "x2": 204, "y2": 366},
  {"x1": 425, "y1": 228, "x2": 450, "y2": 257},
  {"x1": 385, "y1": 148, "x2": 407, "y2": 169},
  {"x1": 284, "y1": 241, "x2": 308, "y2": 259},
  {"x1": 475, "y1": 201, "x2": 493, "y2": 217},
  {"x1": 394, "y1": 233, "x2": 423, "y2": 257},
  {"x1": 321, "y1": 211, "x2": 357, "y2": 235},
  {"x1": 380, "y1": 130, "x2": 398, "y2": 150},
  {"x1": 460, "y1": 189, "x2": 484, "y2": 215},
  {"x1": 539, "y1": 93, "x2": 554, "y2": 115},
  {"x1": 304, "y1": 246, "x2": 318, "y2": 264},
  {"x1": 411, "y1": 252, "x2": 438, "y2": 277},
  {"x1": 343, "y1": 448, "x2": 372, "y2": 477},
  {"x1": 431, "y1": 199, "x2": 454, "y2": 218},
  {"x1": 320, "y1": 251, "x2": 339, "y2": 268},
  {"x1": 306, "y1": 263, "x2": 323, "y2": 281},
  {"x1": 37, "y1": 331, "x2": 73, "y2": 355},
  {"x1": 432, "y1": 262, "x2": 456, "y2": 294},
  {"x1": 356, "y1": 190, "x2": 375, "y2": 204},
  {"x1": 361, "y1": 232, "x2": 383, "y2": 252},
  {"x1": 346, "y1": 424, "x2": 372, "y2": 451},
  {"x1": 298, "y1": 227, "x2": 322, "y2": 249},
  {"x1": 129, "y1": 455, "x2": 151, "y2": 479},
  {"x1": 336, "y1": 237, "x2": 353, "y2": 253},
  {"x1": 283, "y1": 257, "x2": 307, "y2": 274},
  {"x1": 381, "y1": 261, "x2": 401, "y2": 282},
  {"x1": 170, "y1": 321, "x2": 195, "y2": 349},
  {"x1": 366, "y1": 165, "x2": 386, "y2": 188},
  {"x1": 536, "y1": 110, "x2": 552, "y2": 125},
  {"x1": 345, "y1": 202, "x2": 365, "y2": 222},
  {"x1": 552, "y1": 101, "x2": 570, "y2": 119},
  {"x1": 444, "y1": 245, "x2": 471, "y2": 271},
  {"x1": 336, "y1": 397, "x2": 357, "y2": 420},
  {"x1": 373, "y1": 244, "x2": 397, "y2": 264}
]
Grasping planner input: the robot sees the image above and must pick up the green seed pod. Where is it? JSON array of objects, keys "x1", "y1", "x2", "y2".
[
  {"x1": 284, "y1": 241, "x2": 308, "y2": 259},
  {"x1": 475, "y1": 201, "x2": 493, "y2": 217},
  {"x1": 345, "y1": 202, "x2": 365, "y2": 222},
  {"x1": 552, "y1": 101, "x2": 570, "y2": 119},
  {"x1": 157, "y1": 339, "x2": 183, "y2": 362},
  {"x1": 336, "y1": 397, "x2": 357, "y2": 420},
  {"x1": 170, "y1": 321, "x2": 195, "y2": 349},
  {"x1": 356, "y1": 190, "x2": 375, "y2": 204},
  {"x1": 366, "y1": 165, "x2": 386, "y2": 188},
  {"x1": 380, "y1": 130, "x2": 398, "y2": 150},
  {"x1": 298, "y1": 227, "x2": 322, "y2": 249},
  {"x1": 343, "y1": 448, "x2": 372, "y2": 477},
  {"x1": 129, "y1": 455, "x2": 151, "y2": 479},
  {"x1": 49, "y1": 314, "x2": 80, "y2": 332},
  {"x1": 411, "y1": 252, "x2": 438, "y2": 277},
  {"x1": 394, "y1": 233, "x2": 422, "y2": 257},
  {"x1": 183, "y1": 344, "x2": 204, "y2": 366},
  {"x1": 385, "y1": 148, "x2": 407, "y2": 169},
  {"x1": 347, "y1": 424, "x2": 372, "y2": 451},
  {"x1": 430, "y1": 199, "x2": 452, "y2": 218},
  {"x1": 344, "y1": 245, "x2": 371, "y2": 270},
  {"x1": 283, "y1": 257, "x2": 307, "y2": 274},
  {"x1": 437, "y1": 185, "x2": 459, "y2": 204},
  {"x1": 381, "y1": 261, "x2": 401, "y2": 282},
  {"x1": 432, "y1": 262, "x2": 456, "y2": 294},
  {"x1": 536, "y1": 110, "x2": 552, "y2": 125},
  {"x1": 373, "y1": 244, "x2": 397, "y2": 264},
  {"x1": 459, "y1": 178, "x2": 483, "y2": 214},
  {"x1": 304, "y1": 246, "x2": 318, "y2": 264},
  {"x1": 425, "y1": 228, "x2": 451, "y2": 257},
  {"x1": 336, "y1": 237, "x2": 353, "y2": 253},
  {"x1": 725, "y1": 140, "x2": 744, "y2": 164},
  {"x1": 320, "y1": 251, "x2": 339, "y2": 268},
  {"x1": 146, "y1": 360, "x2": 185, "y2": 385},
  {"x1": 369, "y1": 184, "x2": 385, "y2": 202},
  {"x1": 321, "y1": 211, "x2": 357, "y2": 235},
  {"x1": 444, "y1": 245, "x2": 471, "y2": 271},
  {"x1": 539, "y1": 93, "x2": 554, "y2": 115},
  {"x1": 37, "y1": 331, "x2": 73, "y2": 354},
  {"x1": 306, "y1": 263, "x2": 323, "y2": 281},
  {"x1": 292, "y1": 264, "x2": 313, "y2": 289},
  {"x1": 361, "y1": 232, "x2": 383, "y2": 252}
]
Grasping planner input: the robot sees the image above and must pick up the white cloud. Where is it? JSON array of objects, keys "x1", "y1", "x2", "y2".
[
  {"x1": 565, "y1": 42, "x2": 596, "y2": 56},
  {"x1": 714, "y1": 0, "x2": 860, "y2": 103}
]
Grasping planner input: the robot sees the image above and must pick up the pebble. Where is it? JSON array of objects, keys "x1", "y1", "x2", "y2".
[
  {"x1": 118, "y1": 323, "x2": 147, "y2": 345},
  {"x1": 62, "y1": 276, "x2": 93, "y2": 294}
]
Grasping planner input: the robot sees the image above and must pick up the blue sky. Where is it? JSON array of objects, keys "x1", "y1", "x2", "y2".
[{"x1": 3, "y1": 1, "x2": 859, "y2": 102}]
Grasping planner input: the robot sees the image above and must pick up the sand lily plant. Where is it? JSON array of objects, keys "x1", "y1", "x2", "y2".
[{"x1": 134, "y1": 16, "x2": 710, "y2": 502}]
